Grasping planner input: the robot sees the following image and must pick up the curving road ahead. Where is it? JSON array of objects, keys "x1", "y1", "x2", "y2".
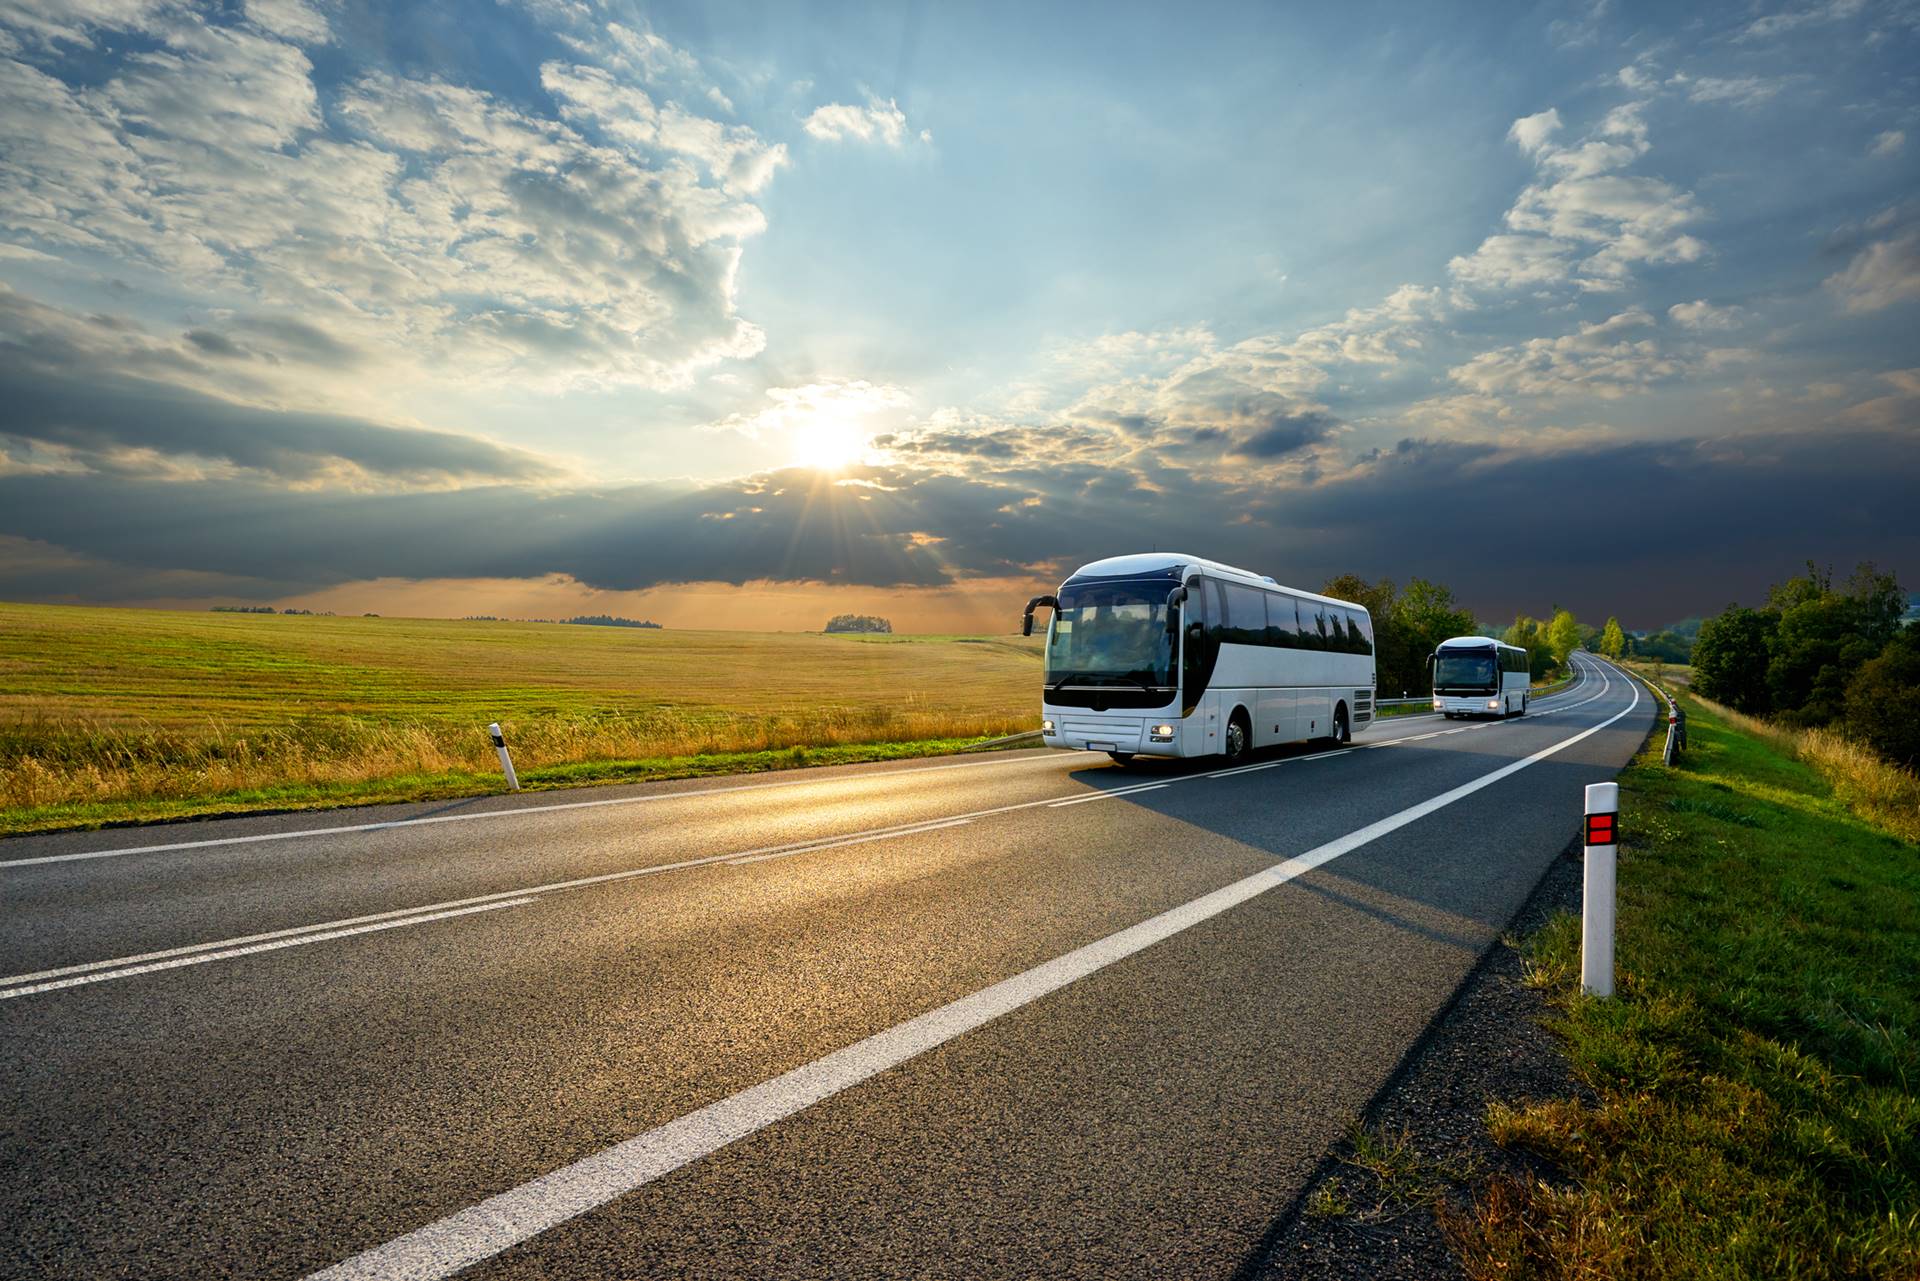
[{"x1": 0, "y1": 654, "x2": 1650, "y2": 1280}]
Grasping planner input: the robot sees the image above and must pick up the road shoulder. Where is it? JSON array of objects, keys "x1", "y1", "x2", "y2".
[{"x1": 1239, "y1": 841, "x2": 1591, "y2": 1280}]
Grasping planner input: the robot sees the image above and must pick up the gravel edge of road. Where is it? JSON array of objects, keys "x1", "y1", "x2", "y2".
[{"x1": 1235, "y1": 839, "x2": 1594, "y2": 1281}]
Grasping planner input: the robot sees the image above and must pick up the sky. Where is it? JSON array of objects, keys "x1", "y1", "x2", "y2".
[{"x1": 1, "y1": 0, "x2": 1917, "y2": 632}]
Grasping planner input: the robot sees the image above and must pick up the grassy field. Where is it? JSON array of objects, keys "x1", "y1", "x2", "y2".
[
  {"x1": 1453, "y1": 686, "x2": 1920, "y2": 1278},
  {"x1": 0, "y1": 603, "x2": 1042, "y2": 835}
]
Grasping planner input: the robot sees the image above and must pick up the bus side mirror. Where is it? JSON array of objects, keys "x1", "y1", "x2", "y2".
[
  {"x1": 1023, "y1": 595, "x2": 1057, "y2": 637},
  {"x1": 1165, "y1": 586, "x2": 1187, "y2": 636}
]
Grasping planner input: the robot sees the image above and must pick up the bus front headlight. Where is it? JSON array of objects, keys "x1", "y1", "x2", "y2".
[
  {"x1": 1487, "y1": 699, "x2": 1501, "y2": 709},
  {"x1": 1042, "y1": 719, "x2": 1056, "y2": 734},
  {"x1": 1150, "y1": 724, "x2": 1174, "y2": 741}
]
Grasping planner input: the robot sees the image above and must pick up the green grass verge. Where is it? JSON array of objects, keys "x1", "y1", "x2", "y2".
[
  {"x1": 0, "y1": 735, "x2": 1024, "y2": 838},
  {"x1": 1454, "y1": 690, "x2": 1920, "y2": 1278}
]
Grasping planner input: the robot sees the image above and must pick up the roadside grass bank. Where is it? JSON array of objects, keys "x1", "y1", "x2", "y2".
[
  {"x1": 0, "y1": 602, "x2": 1040, "y2": 836},
  {"x1": 1454, "y1": 688, "x2": 1920, "y2": 1278}
]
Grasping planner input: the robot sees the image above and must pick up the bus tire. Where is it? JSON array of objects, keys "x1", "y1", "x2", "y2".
[
  {"x1": 1224, "y1": 710, "x2": 1252, "y2": 763},
  {"x1": 1108, "y1": 751, "x2": 1135, "y2": 766},
  {"x1": 1332, "y1": 703, "x2": 1349, "y2": 744}
]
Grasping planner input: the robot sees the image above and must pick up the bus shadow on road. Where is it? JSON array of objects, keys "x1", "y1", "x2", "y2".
[{"x1": 1057, "y1": 706, "x2": 1644, "y2": 946}]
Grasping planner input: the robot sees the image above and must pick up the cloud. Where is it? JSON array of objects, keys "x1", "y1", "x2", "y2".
[
  {"x1": 0, "y1": 290, "x2": 558, "y2": 485},
  {"x1": 1450, "y1": 102, "x2": 1705, "y2": 295},
  {"x1": 1667, "y1": 299, "x2": 1742, "y2": 329},
  {"x1": 1871, "y1": 129, "x2": 1906, "y2": 158},
  {"x1": 1448, "y1": 234, "x2": 1578, "y2": 289},
  {"x1": 0, "y1": 5, "x2": 782, "y2": 389},
  {"x1": 802, "y1": 97, "x2": 924, "y2": 146},
  {"x1": 1447, "y1": 309, "x2": 1688, "y2": 399},
  {"x1": 540, "y1": 61, "x2": 788, "y2": 193},
  {"x1": 242, "y1": 0, "x2": 329, "y2": 43},
  {"x1": 1826, "y1": 232, "x2": 1920, "y2": 312},
  {"x1": 1507, "y1": 108, "x2": 1563, "y2": 155},
  {"x1": 1672, "y1": 74, "x2": 1787, "y2": 108},
  {"x1": 1736, "y1": 0, "x2": 1866, "y2": 42}
]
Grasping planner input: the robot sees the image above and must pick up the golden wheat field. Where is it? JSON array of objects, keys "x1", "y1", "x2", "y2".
[{"x1": 0, "y1": 603, "x2": 1044, "y2": 834}]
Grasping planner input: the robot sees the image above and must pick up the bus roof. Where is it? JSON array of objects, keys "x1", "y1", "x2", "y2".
[
  {"x1": 1062, "y1": 552, "x2": 1369, "y2": 616},
  {"x1": 1436, "y1": 635, "x2": 1523, "y2": 651}
]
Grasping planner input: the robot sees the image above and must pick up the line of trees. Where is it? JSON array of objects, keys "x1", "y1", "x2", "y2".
[
  {"x1": 825, "y1": 614, "x2": 892, "y2": 634},
  {"x1": 1693, "y1": 561, "x2": 1919, "y2": 767}
]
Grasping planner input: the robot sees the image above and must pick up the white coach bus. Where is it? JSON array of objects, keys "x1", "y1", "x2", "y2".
[
  {"x1": 1023, "y1": 553, "x2": 1376, "y2": 763},
  {"x1": 1430, "y1": 635, "x2": 1531, "y2": 719}
]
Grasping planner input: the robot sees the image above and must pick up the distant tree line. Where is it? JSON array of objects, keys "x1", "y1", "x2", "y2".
[
  {"x1": 562, "y1": 615, "x2": 662, "y2": 629},
  {"x1": 825, "y1": 614, "x2": 892, "y2": 634},
  {"x1": 1693, "y1": 561, "x2": 1920, "y2": 767},
  {"x1": 210, "y1": 606, "x2": 330, "y2": 615},
  {"x1": 461, "y1": 615, "x2": 662, "y2": 627}
]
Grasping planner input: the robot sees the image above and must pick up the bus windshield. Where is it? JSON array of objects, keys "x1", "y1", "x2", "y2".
[
  {"x1": 1434, "y1": 651, "x2": 1496, "y2": 691},
  {"x1": 1045, "y1": 579, "x2": 1177, "y2": 688}
]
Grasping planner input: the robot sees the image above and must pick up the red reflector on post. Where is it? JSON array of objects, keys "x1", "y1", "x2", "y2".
[{"x1": 1585, "y1": 812, "x2": 1616, "y2": 846}]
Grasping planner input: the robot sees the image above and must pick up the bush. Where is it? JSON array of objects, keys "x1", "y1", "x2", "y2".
[{"x1": 1845, "y1": 628, "x2": 1920, "y2": 770}]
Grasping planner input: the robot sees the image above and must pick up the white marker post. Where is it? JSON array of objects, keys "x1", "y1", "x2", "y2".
[
  {"x1": 1581, "y1": 781, "x2": 1618, "y2": 998},
  {"x1": 488, "y1": 722, "x2": 520, "y2": 791}
]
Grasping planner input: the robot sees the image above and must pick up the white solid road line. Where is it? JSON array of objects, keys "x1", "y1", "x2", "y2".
[
  {"x1": 0, "y1": 658, "x2": 1623, "y2": 1000},
  {"x1": 1047, "y1": 783, "x2": 1170, "y2": 807},
  {"x1": 303, "y1": 660, "x2": 1641, "y2": 1281},
  {"x1": 3, "y1": 662, "x2": 1602, "y2": 873},
  {"x1": 0, "y1": 899, "x2": 534, "y2": 1001},
  {"x1": 724, "y1": 817, "x2": 974, "y2": 866}
]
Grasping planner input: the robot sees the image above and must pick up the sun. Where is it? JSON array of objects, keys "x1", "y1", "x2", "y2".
[{"x1": 789, "y1": 417, "x2": 868, "y2": 472}]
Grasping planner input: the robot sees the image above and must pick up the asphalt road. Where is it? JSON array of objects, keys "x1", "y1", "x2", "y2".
[{"x1": 0, "y1": 654, "x2": 1651, "y2": 1280}]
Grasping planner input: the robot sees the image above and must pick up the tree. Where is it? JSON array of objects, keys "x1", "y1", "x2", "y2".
[
  {"x1": 1845, "y1": 627, "x2": 1920, "y2": 769},
  {"x1": 1324, "y1": 574, "x2": 1414, "y2": 695},
  {"x1": 1765, "y1": 562, "x2": 1904, "y2": 726},
  {"x1": 1547, "y1": 609, "x2": 1582, "y2": 665},
  {"x1": 1599, "y1": 616, "x2": 1626, "y2": 659},
  {"x1": 1393, "y1": 578, "x2": 1478, "y2": 694},
  {"x1": 1503, "y1": 615, "x2": 1557, "y2": 679},
  {"x1": 1693, "y1": 606, "x2": 1776, "y2": 714},
  {"x1": 824, "y1": 614, "x2": 892, "y2": 634}
]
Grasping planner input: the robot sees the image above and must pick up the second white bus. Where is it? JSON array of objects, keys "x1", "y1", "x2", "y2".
[
  {"x1": 1431, "y1": 635, "x2": 1531, "y2": 718},
  {"x1": 1025, "y1": 552, "x2": 1376, "y2": 763}
]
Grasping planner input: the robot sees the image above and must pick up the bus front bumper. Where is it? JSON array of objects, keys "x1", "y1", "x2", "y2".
[
  {"x1": 1042, "y1": 714, "x2": 1181, "y2": 756},
  {"x1": 1433, "y1": 693, "x2": 1506, "y2": 716}
]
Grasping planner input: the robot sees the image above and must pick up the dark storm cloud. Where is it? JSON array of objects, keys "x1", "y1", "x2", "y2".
[
  {"x1": 0, "y1": 347, "x2": 559, "y2": 484},
  {"x1": 1232, "y1": 410, "x2": 1336, "y2": 458},
  {"x1": 3, "y1": 430, "x2": 1917, "y2": 624},
  {"x1": 184, "y1": 329, "x2": 247, "y2": 359}
]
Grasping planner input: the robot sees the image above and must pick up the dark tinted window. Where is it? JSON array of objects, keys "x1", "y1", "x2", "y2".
[
  {"x1": 1266, "y1": 593, "x2": 1299, "y2": 648},
  {"x1": 1351, "y1": 609, "x2": 1375, "y2": 656},
  {"x1": 1222, "y1": 583, "x2": 1267, "y2": 644}
]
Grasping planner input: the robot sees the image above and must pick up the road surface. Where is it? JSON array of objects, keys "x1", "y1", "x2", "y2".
[{"x1": 0, "y1": 654, "x2": 1650, "y2": 1280}]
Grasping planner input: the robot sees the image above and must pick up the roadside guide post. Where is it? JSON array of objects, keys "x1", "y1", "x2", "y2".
[
  {"x1": 489, "y1": 721, "x2": 520, "y2": 791},
  {"x1": 1582, "y1": 781, "x2": 1618, "y2": 998}
]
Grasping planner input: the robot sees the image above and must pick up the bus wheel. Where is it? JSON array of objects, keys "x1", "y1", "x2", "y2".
[
  {"x1": 1224, "y1": 711, "x2": 1251, "y2": 763},
  {"x1": 1108, "y1": 751, "x2": 1135, "y2": 766},
  {"x1": 1332, "y1": 705, "x2": 1349, "y2": 745}
]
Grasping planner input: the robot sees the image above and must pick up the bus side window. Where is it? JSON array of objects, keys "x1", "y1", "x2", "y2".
[{"x1": 1263, "y1": 591, "x2": 1291, "y2": 649}]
